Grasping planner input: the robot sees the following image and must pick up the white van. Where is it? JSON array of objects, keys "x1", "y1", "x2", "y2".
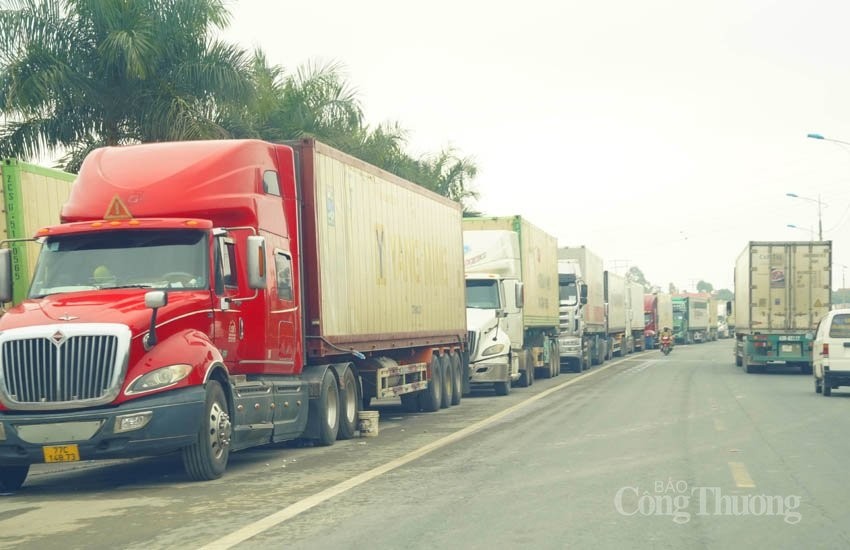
[{"x1": 813, "y1": 309, "x2": 850, "y2": 396}]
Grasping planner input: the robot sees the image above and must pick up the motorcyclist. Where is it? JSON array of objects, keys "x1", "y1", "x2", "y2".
[{"x1": 659, "y1": 326, "x2": 674, "y2": 348}]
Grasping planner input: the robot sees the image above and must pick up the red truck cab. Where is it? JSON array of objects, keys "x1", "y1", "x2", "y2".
[{"x1": 0, "y1": 141, "x2": 328, "y2": 489}]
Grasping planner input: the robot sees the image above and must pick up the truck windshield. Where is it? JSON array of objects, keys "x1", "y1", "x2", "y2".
[
  {"x1": 466, "y1": 279, "x2": 501, "y2": 309},
  {"x1": 559, "y1": 281, "x2": 578, "y2": 306},
  {"x1": 29, "y1": 229, "x2": 209, "y2": 297}
]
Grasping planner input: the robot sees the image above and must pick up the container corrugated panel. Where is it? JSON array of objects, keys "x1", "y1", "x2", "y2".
[
  {"x1": 298, "y1": 141, "x2": 466, "y2": 348},
  {"x1": 738, "y1": 241, "x2": 831, "y2": 333},
  {"x1": 686, "y1": 296, "x2": 709, "y2": 330},
  {"x1": 0, "y1": 160, "x2": 75, "y2": 304},
  {"x1": 605, "y1": 271, "x2": 626, "y2": 333},
  {"x1": 558, "y1": 246, "x2": 606, "y2": 333},
  {"x1": 657, "y1": 292, "x2": 673, "y2": 331},
  {"x1": 626, "y1": 282, "x2": 644, "y2": 333},
  {"x1": 462, "y1": 215, "x2": 559, "y2": 328}
]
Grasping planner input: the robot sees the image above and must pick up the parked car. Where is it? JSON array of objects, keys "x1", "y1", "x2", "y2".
[{"x1": 813, "y1": 308, "x2": 850, "y2": 396}]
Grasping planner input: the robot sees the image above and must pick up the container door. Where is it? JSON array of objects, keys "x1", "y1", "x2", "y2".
[{"x1": 791, "y1": 243, "x2": 831, "y2": 330}]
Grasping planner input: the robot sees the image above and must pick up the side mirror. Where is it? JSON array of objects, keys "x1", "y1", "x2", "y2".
[
  {"x1": 144, "y1": 291, "x2": 168, "y2": 350},
  {"x1": 580, "y1": 284, "x2": 588, "y2": 305},
  {"x1": 515, "y1": 282, "x2": 524, "y2": 309},
  {"x1": 0, "y1": 249, "x2": 12, "y2": 303},
  {"x1": 726, "y1": 301, "x2": 732, "y2": 315},
  {"x1": 247, "y1": 236, "x2": 267, "y2": 290}
]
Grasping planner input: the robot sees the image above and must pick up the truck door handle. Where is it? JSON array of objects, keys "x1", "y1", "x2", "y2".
[{"x1": 239, "y1": 318, "x2": 244, "y2": 340}]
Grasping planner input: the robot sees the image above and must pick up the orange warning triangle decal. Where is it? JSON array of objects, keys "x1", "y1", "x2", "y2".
[{"x1": 104, "y1": 195, "x2": 133, "y2": 220}]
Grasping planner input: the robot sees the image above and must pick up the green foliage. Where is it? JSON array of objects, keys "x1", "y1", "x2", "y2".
[
  {"x1": 220, "y1": 53, "x2": 479, "y2": 211},
  {"x1": 0, "y1": 0, "x2": 254, "y2": 171},
  {"x1": 696, "y1": 280, "x2": 714, "y2": 293},
  {"x1": 715, "y1": 288, "x2": 734, "y2": 301},
  {"x1": 0, "y1": 2, "x2": 479, "y2": 209},
  {"x1": 626, "y1": 266, "x2": 651, "y2": 291}
]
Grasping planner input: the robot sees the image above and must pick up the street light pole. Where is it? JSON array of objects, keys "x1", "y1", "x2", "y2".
[{"x1": 786, "y1": 192, "x2": 825, "y2": 240}]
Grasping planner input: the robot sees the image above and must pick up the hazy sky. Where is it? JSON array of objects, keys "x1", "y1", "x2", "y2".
[{"x1": 221, "y1": 0, "x2": 850, "y2": 292}]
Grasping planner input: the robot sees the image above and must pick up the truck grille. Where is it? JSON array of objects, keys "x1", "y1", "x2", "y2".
[
  {"x1": 467, "y1": 330, "x2": 477, "y2": 356},
  {"x1": 0, "y1": 324, "x2": 130, "y2": 410}
]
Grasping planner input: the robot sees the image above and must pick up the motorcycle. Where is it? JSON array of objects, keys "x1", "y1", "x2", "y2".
[{"x1": 660, "y1": 335, "x2": 672, "y2": 356}]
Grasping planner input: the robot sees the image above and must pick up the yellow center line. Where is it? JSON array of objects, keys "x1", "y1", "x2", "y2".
[{"x1": 729, "y1": 461, "x2": 756, "y2": 488}]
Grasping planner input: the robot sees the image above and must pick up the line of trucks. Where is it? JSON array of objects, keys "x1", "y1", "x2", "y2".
[{"x1": 0, "y1": 143, "x2": 723, "y2": 491}]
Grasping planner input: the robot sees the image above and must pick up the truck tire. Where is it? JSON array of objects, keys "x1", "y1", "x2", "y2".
[
  {"x1": 550, "y1": 341, "x2": 560, "y2": 377},
  {"x1": 313, "y1": 370, "x2": 340, "y2": 445},
  {"x1": 518, "y1": 350, "x2": 534, "y2": 387},
  {"x1": 337, "y1": 368, "x2": 360, "y2": 440},
  {"x1": 823, "y1": 377, "x2": 832, "y2": 396},
  {"x1": 400, "y1": 392, "x2": 420, "y2": 412},
  {"x1": 420, "y1": 356, "x2": 442, "y2": 412},
  {"x1": 182, "y1": 380, "x2": 231, "y2": 481},
  {"x1": 735, "y1": 354, "x2": 742, "y2": 367},
  {"x1": 815, "y1": 376, "x2": 823, "y2": 394},
  {"x1": 0, "y1": 465, "x2": 28, "y2": 492},
  {"x1": 439, "y1": 354, "x2": 452, "y2": 409},
  {"x1": 449, "y1": 352, "x2": 463, "y2": 406},
  {"x1": 494, "y1": 380, "x2": 511, "y2": 396}
]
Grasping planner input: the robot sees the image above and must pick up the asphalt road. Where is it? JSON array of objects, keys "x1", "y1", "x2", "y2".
[{"x1": 0, "y1": 340, "x2": 848, "y2": 549}]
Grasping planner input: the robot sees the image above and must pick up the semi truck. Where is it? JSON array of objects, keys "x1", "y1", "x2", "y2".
[
  {"x1": 605, "y1": 271, "x2": 628, "y2": 356},
  {"x1": 643, "y1": 292, "x2": 673, "y2": 349},
  {"x1": 0, "y1": 159, "x2": 75, "y2": 304},
  {"x1": 733, "y1": 241, "x2": 831, "y2": 374},
  {"x1": 672, "y1": 293, "x2": 710, "y2": 344},
  {"x1": 463, "y1": 216, "x2": 560, "y2": 393},
  {"x1": 0, "y1": 139, "x2": 468, "y2": 490},
  {"x1": 626, "y1": 281, "x2": 645, "y2": 353},
  {"x1": 558, "y1": 246, "x2": 608, "y2": 367}
]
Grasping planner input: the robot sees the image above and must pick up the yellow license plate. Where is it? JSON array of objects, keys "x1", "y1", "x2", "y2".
[{"x1": 42, "y1": 444, "x2": 80, "y2": 463}]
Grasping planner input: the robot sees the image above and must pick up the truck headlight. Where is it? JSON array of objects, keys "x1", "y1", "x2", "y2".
[
  {"x1": 482, "y1": 344, "x2": 506, "y2": 357},
  {"x1": 126, "y1": 364, "x2": 192, "y2": 395}
]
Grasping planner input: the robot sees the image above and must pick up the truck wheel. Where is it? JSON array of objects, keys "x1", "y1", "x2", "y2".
[
  {"x1": 744, "y1": 355, "x2": 757, "y2": 374},
  {"x1": 449, "y1": 352, "x2": 463, "y2": 406},
  {"x1": 400, "y1": 392, "x2": 420, "y2": 412},
  {"x1": 182, "y1": 380, "x2": 231, "y2": 481},
  {"x1": 518, "y1": 351, "x2": 534, "y2": 387},
  {"x1": 420, "y1": 355, "x2": 442, "y2": 412},
  {"x1": 439, "y1": 354, "x2": 452, "y2": 409},
  {"x1": 735, "y1": 354, "x2": 742, "y2": 367},
  {"x1": 823, "y1": 377, "x2": 832, "y2": 397},
  {"x1": 494, "y1": 380, "x2": 511, "y2": 396},
  {"x1": 337, "y1": 368, "x2": 359, "y2": 440},
  {"x1": 313, "y1": 370, "x2": 340, "y2": 445},
  {"x1": 552, "y1": 341, "x2": 561, "y2": 377},
  {"x1": 815, "y1": 377, "x2": 823, "y2": 394},
  {"x1": 0, "y1": 465, "x2": 29, "y2": 492}
]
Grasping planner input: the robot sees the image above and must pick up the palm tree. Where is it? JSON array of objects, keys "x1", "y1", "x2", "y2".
[{"x1": 0, "y1": 0, "x2": 254, "y2": 171}]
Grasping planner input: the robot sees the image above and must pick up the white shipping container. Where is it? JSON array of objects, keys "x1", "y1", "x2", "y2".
[
  {"x1": 734, "y1": 241, "x2": 831, "y2": 333},
  {"x1": 462, "y1": 216, "x2": 559, "y2": 328},
  {"x1": 626, "y1": 282, "x2": 644, "y2": 334},
  {"x1": 606, "y1": 271, "x2": 627, "y2": 333},
  {"x1": 299, "y1": 141, "x2": 467, "y2": 346},
  {"x1": 657, "y1": 293, "x2": 673, "y2": 332},
  {"x1": 558, "y1": 246, "x2": 606, "y2": 333}
]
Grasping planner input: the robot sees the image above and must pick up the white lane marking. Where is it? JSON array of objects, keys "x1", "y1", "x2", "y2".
[
  {"x1": 198, "y1": 357, "x2": 634, "y2": 549},
  {"x1": 729, "y1": 461, "x2": 756, "y2": 488}
]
